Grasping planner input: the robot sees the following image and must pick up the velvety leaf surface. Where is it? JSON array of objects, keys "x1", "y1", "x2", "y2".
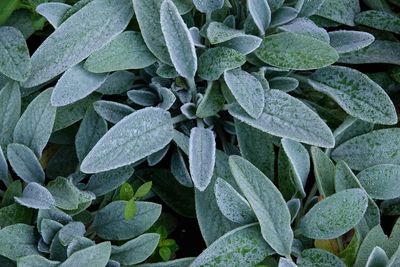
[
  {"x1": 193, "y1": 0, "x2": 224, "y2": 13},
  {"x1": 316, "y1": 0, "x2": 360, "y2": 26},
  {"x1": 328, "y1": 30, "x2": 375, "y2": 54},
  {"x1": 298, "y1": 249, "x2": 346, "y2": 267},
  {"x1": 0, "y1": 224, "x2": 38, "y2": 261},
  {"x1": 14, "y1": 182, "x2": 56, "y2": 210},
  {"x1": 59, "y1": 242, "x2": 111, "y2": 267},
  {"x1": 36, "y1": 3, "x2": 71, "y2": 28},
  {"x1": 248, "y1": 0, "x2": 271, "y2": 35},
  {"x1": 0, "y1": 82, "x2": 20, "y2": 148},
  {"x1": 355, "y1": 10, "x2": 400, "y2": 34}
]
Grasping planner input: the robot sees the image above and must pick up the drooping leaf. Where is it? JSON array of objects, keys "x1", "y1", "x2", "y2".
[
  {"x1": 14, "y1": 182, "x2": 56, "y2": 210},
  {"x1": 81, "y1": 107, "x2": 174, "y2": 173},
  {"x1": 297, "y1": 248, "x2": 346, "y2": 267},
  {"x1": 59, "y1": 242, "x2": 111, "y2": 267},
  {"x1": 328, "y1": 30, "x2": 375, "y2": 54},
  {"x1": 0, "y1": 82, "x2": 20, "y2": 149},
  {"x1": 0, "y1": 224, "x2": 38, "y2": 261},
  {"x1": 93, "y1": 100, "x2": 135, "y2": 124},
  {"x1": 193, "y1": 0, "x2": 224, "y2": 13},
  {"x1": 355, "y1": 10, "x2": 400, "y2": 34},
  {"x1": 248, "y1": 0, "x2": 271, "y2": 35}
]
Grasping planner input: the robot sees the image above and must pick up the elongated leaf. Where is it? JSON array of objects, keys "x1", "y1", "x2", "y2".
[
  {"x1": 300, "y1": 189, "x2": 368, "y2": 239},
  {"x1": 196, "y1": 81, "x2": 225, "y2": 118},
  {"x1": 207, "y1": 22, "x2": 244, "y2": 44},
  {"x1": 248, "y1": 0, "x2": 271, "y2": 34},
  {"x1": 357, "y1": 164, "x2": 400, "y2": 200},
  {"x1": 229, "y1": 89, "x2": 335, "y2": 148},
  {"x1": 198, "y1": 47, "x2": 246, "y2": 81},
  {"x1": 269, "y1": 77, "x2": 299, "y2": 92},
  {"x1": 15, "y1": 182, "x2": 56, "y2": 210},
  {"x1": 189, "y1": 127, "x2": 216, "y2": 191},
  {"x1": 93, "y1": 100, "x2": 134, "y2": 124},
  {"x1": 160, "y1": 0, "x2": 197, "y2": 79},
  {"x1": 331, "y1": 128, "x2": 400, "y2": 171},
  {"x1": 36, "y1": 3, "x2": 71, "y2": 28},
  {"x1": 221, "y1": 35, "x2": 262, "y2": 55},
  {"x1": 170, "y1": 149, "x2": 193, "y2": 187},
  {"x1": 309, "y1": 66, "x2": 397, "y2": 125},
  {"x1": 22, "y1": 0, "x2": 133, "y2": 87},
  {"x1": 92, "y1": 201, "x2": 161, "y2": 240},
  {"x1": 138, "y1": 258, "x2": 195, "y2": 267},
  {"x1": 267, "y1": 0, "x2": 284, "y2": 11},
  {"x1": 0, "y1": 147, "x2": 7, "y2": 184},
  {"x1": 59, "y1": 242, "x2": 111, "y2": 267},
  {"x1": 329, "y1": 30, "x2": 375, "y2": 54},
  {"x1": 7, "y1": 143, "x2": 45, "y2": 184},
  {"x1": 0, "y1": 26, "x2": 31, "y2": 81},
  {"x1": 0, "y1": 224, "x2": 38, "y2": 261},
  {"x1": 84, "y1": 31, "x2": 157, "y2": 73},
  {"x1": 269, "y1": 7, "x2": 298, "y2": 28},
  {"x1": 111, "y1": 233, "x2": 160, "y2": 265},
  {"x1": 96, "y1": 71, "x2": 135, "y2": 95},
  {"x1": 190, "y1": 224, "x2": 273, "y2": 266},
  {"x1": 0, "y1": 82, "x2": 20, "y2": 148},
  {"x1": 193, "y1": 0, "x2": 224, "y2": 13},
  {"x1": 51, "y1": 63, "x2": 107, "y2": 107},
  {"x1": 298, "y1": 249, "x2": 346, "y2": 267},
  {"x1": 278, "y1": 18, "x2": 330, "y2": 43},
  {"x1": 229, "y1": 156, "x2": 293, "y2": 256},
  {"x1": 366, "y1": 246, "x2": 388, "y2": 267},
  {"x1": 311, "y1": 147, "x2": 335, "y2": 197},
  {"x1": 255, "y1": 32, "x2": 338, "y2": 70},
  {"x1": 13, "y1": 88, "x2": 56, "y2": 158},
  {"x1": 81, "y1": 107, "x2": 174, "y2": 173},
  {"x1": 355, "y1": 10, "x2": 400, "y2": 34},
  {"x1": 224, "y1": 68, "x2": 264, "y2": 119},
  {"x1": 316, "y1": 0, "x2": 360, "y2": 26}
]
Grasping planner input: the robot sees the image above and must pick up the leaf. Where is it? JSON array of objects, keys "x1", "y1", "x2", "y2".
[
  {"x1": 229, "y1": 89, "x2": 335, "y2": 148},
  {"x1": 47, "y1": 177, "x2": 88, "y2": 210},
  {"x1": 193, "y1": 0, "x2": 224, "y2": 13},
  {"x1": 316, "y1": 0, "x2": 360, "y2": 26},
  {"x1": 160, "y1": 0, "x2": 197, "y2": 79},
  {"x1": 300, "y1": 189, "x2": 368, "y2": 239},
  {"x1": 328, "y1": 30, "x2": 375, "y2": 54},
  {"x1": 355, "y1": 10, "x2": 400, "y2": 34},
  {"x1": 41, "y1": 218, "x2": 63, "y2": 244},
  {"x1": 278, "y1": 18, "x2": 330, "y2": 43},
  {"x1": 58, "y1": 221, "x2": 86, "y2": 246},
  {"x1": 124, "y1": 198, "x2": 136, "y2": 220},
  {"x1": 17, "y1": 255, "x2": 60, "y2": 267},
  {"x1": 0, "y1": 26, "x2": 31, "y2": 81},
  {"x1": 248, "y1": 0, "x2": 271, "y2": 34},
  {"x1": 357, "y1": 164, "x2": 400, "y2": 200},
  {"x1": 221, "y1": 35, "x2": 262, "y2": 55},
  {"x1": 206, "y1": 22, "x2": 244, "y2": 44},
  {"x1": 7, "y1": 143, "x2": 45, "y2": 184},
  {"x1": 0, "y1": 224, "x2": 38, "y2": 261},
  {"x1": 224, "y1": 68, "x2": 264, "y2": 119},
  {"x1": 2, "y1": 180, "x2": 22, "y2": 206},
  {"x1": 170, "y1": 149, "x2": 193, "y2": 187},
  {"x1": 93, "y1": 100, "x2": 135, "y2": 124},
  {"x1": 365, "y1": 246, "x2": 388, "y2": 267},
  {"x1": 214, "y1": 178, "x2": 255, "y2": 224},
  {"x1": 13, "y1": 88, "x2": 56, "y2": 158},
  {"x1": 269, "y1": 77, "x2": 299, "y2": 92},
  {"x1": 308, "y1": 66, "x2": 397, "y2": 125},
  {"x1": 15, "y1": 182, "x2": 56, "y2": 209},
  {"x1": 75, "y1": 107, "x2": 108, "y2": 163},
  {"x1": 59, "y1": 242, "x2": 111, "y2": 267},
  {"x1": 36, "y1": 3, "x2": 71, "y2": 28},
  {"x1": 135, "y1": 181, "x2": 153, "y2": 198},
  {"x1": 269, "y1": 7, "x2": 298, "y2": 28},
  {"x1": 92, "y1": 201, "x2": 161, "y2": 240},
  {"x1": 0, "y1": 82, "x2": 20, "y2": 148},
  {"x1": 331, "y1": 128, "x2": 400, "y2": 171},
  {"x1": 189, "y1": 127, "x2": 216, "y2": 191},
  {"x1": 0, "y1": 204, "x2": 33, "y2": 227},
  {"x1": 111, "y1": 233, "x2": 160, "y2": 265},
  {"x1": 132, "y1": 0, "x2": 171, "y2": 65},
  {"x1": 229, "y1": 156, "x2": 293, "y2": 256},
  {"x1": 196, "y1": 81, "x2": 225, "y2": 118},
  {"x1": 297, "y1": 249, "x2": 346, "y2": 267},
  {"x1": 281, "y1": 138, "x2": 310, "y2": 198},
  {"x1": 198, "y1": 47, "x2": 246, "y2": 81},
  {"x1": 267, "y1": 0, "x2": 284, "y2": 11},
  {"x1": 388, "y1": 245, "x2": 400, "y2": 267},
  {"x1": 190, "y1": 224, "x2": 273, "y2": 266},
  {"x1": 96, "y1": 71, "x2": 135, "y2": 95},
  {"x1": 80, "y1": 107, "x2": 174, "y2": 173},
  {"x1": 299, "y1": 0, "x2": 325, "y2": 16},
  {"x1": 84, "y1": 31, "x2": 157, "y2": 73},
  {"x1": 255, "y1": 32, "x2": 339, "y2": 70},
  {"x1": 22, "y1": 0, "x2": 133, "y2": 88},
  {"x1": 85, "y1": 165, "x2": 135, "y2": 196}
]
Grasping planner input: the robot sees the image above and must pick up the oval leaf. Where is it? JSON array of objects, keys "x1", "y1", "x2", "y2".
[
  {"x1": 193, "y1": 0, "x2": 224, "y2": 13},
  {"x1": 15, "y1": 182, "x2": 56, "y2": 210},
  {"x1": 328, "y1": 30, "x2": 375, "y2": 54}
]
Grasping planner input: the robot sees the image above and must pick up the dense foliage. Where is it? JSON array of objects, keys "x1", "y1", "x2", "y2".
[{"x1": 1, "y1": 0, "x2": 400, "y2": 266}]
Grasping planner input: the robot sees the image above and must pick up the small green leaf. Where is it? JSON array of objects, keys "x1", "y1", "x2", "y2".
[
  {"x1": 160, "y1": 247, "x2": 172, "y2": 261},
  {"x1": 196, "y1": 81, "x2": 225, "y2": 118},
  {"x1": 135, "y1": 181, "x2": 153, "y2": 198},
  {"x1": 120, "y1": 183, "x2": 134, "y2": 201},
  {"x1": 124, "y1": 198, "x2": 137, "y2": 220}
]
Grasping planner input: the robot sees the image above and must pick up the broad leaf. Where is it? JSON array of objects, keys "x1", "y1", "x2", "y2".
[
  {"x1": 316, "y1": 0, "x2": 360, "y2": 26},
  {"x1": 15, "y1": 182, "x2": 56, "y2": 209},
  {"x1": 278, "y1": 18, "x2": 330, "y2": 43},
  {"x1": 59, "y1": 242, "x2": 111, "y2": 267},
  {"x1": 299, "y1": 0, "x2": 325, "y2": 16},
  {"x1": 365, "y1": 246, "x2": 388, "y2": 267},
  {"x1": 193, "y1": 0, "x2": 224, "y2": 13},
  {"x1": 328, "y1": 30, "x2": 375, "y2": 53},
  {"x1": 355, "y1": 10, "x2": 400, "y2": 34},
  {"x1": 0, "y1": 204, "x2": 33, "y2": 227},
  {"x1": 0, "y1": 224, "x2": 38, "y2": 261},
  {"x1": 221, "y1": 35, "x2": 262, "y2": 55},
  {"x1": 96, "y1": 71, "x2": 135, "y2": 95},
  {"x1": 298, "y1": 249, "x2": 346, "y2": 267}
]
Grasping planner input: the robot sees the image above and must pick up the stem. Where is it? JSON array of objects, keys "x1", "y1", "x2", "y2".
[
  {"x1": 172, "y1": 114, "x2": 189, "y2": 124},
  {"x1": 186, "y1": 77, "x2": 197, "y2": 103}
]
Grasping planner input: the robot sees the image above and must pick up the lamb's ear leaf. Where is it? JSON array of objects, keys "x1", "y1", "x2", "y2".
[
  {"x1": 278, "y1": 18, "x2": 330, "y2": 43},
  {"x1": 190, "y1": 224, "x2": 274, "y2": 266},
  {"x1": 0, "y1": 26, "x2": 31, "y2": 81},
  {"x1": 80, "y1": 107, "x2": 174, "y2": 173},
  {"x1": 328, "y1": 30, "x2": 374, "y2": 54},
  {"x1": 315, "y1": 0, "x2": 360, "y2": 26},
  {"x1": 13, "y1": 88, "x2": 56, "y2": 158},
  {"x1": 365, "y1": 246, "x2": 389, "y2": 267},
  {"x1": 93, "y1": 100, "x2": 135, "y2": 124},
  {"x1": 193, "y1": 0, "x2": 224, "y2": 13},
  {"x1": 388, "y1": 244, "x2": 400, "y2": 267},
  {"x1": 0, "y1": 224, "x2": 38, "y2": 261},
  {"x1": 311, "y1": 147, "x2": 336, "y2": 197},
  {"x1": 35, "y1": 2, "x2": 71, "y2": 29},
  {"x1": 229, "y1": 155, "x2": 293, "y2": 256},
  {"x1": 298, "y1": 248, "x2": 346, "y2": 267},
  {"x1": 248, "y1": 0, "x2": 271, "y2": 35},
  {"x1": 189, "y1": 127, "x2": 216, "y2": 191},
  {"x1": 0, "y1": 82, "x2": 20, "y2": 149},
  {"x1": 22, "y1": 0, "x2": 133, "y2": 87},
  {"x1": 221, "y1": 35, "x2": 262, "y2": 55},
  {"x1": 278, "y1": 257, "x2": 298, "y2": 267},
  {"x1": 300, "y1": 189, "x2": 368, "y2": 239},
  {"x1": 17, "y1": 254, "x2": 60, "y2": 267},
  {"x1": 59, "y1": 242, "x2": 111, "y2": 267},
  {"x1": 255, "y1": 32, "x2": 338, "y2": 70},
  {"x1": 206, "y1": 22, "x2": 245, "y2": 44},
  {"x1": 14, "y1": 182, "x2": 55, "y2": 210},
  {"x1": 355, "y1": 10, "x2": 400, "y2": 35},
  {"x1": 299, "y1": 0, "x2": 325, "y2": 16},
  {"x1": 267, "y1": 0, "x2": 284, "y2": 11}
]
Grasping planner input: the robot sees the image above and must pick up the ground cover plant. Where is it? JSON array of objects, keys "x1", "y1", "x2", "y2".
[{"x1": 1, "y1": 0, "x2": 400, "y2": 266}]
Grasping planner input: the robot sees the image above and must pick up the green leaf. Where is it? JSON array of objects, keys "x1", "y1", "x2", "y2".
[
  {"x1": 193, "y1": 0, "x2": 224, "y2": 13},
  {"x1": 299, "y1": 0, "x2": 325, "y2": 16},
  {"x1": 300, "y1": 189, "x2": 368, "y2": 239},
  {"x1": 93, "y1": 100, "x2": 135, "y2": 124},
  {"x1": 308, "y1": 66, "x2": 397, "y2": 125},
  {"x1": 267, "y1": 0, "x2": 284, "y2": 11},
  {"x1": 132, "y1": 0, "x2": 171, "y2": 65},
  {"x1": 357, "y1": 164, "x2": 400, "y2": 200},
  {"x1": 388, "y1": 245, "x2": 400, "y2": 267},
  {"x1": 13, "y1": 88, "x2": 56, "y2": 158},
  {"x1": 269, "y1": 7, "x2": 298, "y2": 28},
  {"x1": 189, "y1": 127, "x2": 216, "y2": 191},
  {"x1": 0, "y1": 27, "x2": 31, "y2": 81},
  {"x1": 59, "y1": 242, "x2": 111, "y2": 267},
  {"x1": 36, "y1": 3, "x2": 71, "y2": 29},
  {"x1": 17, "y1": 255, "x2": 60, "y2": 267},
  {"x1": 7, "y1": 143, "x2": 45, "y2": 184},
  {"x1": 96, "y1": 71, "x2": 135, "y2": 95},
  {"x1": 207, "y1": 22, "x2": 244, "y2": 44},
  {"x1": 255, "y1": 32, "x2": 339, "y2": 70},
  {"x1": 120, "y1": 183, "x2": 134, "y2": 201},
  {"x1": 339, "y1": 229, "x2": 361, "y2": 266},
  {"x1": 81, "y1": 107, "x2": 174, "y2": 173},
  {"x1": 248, "y1": 0, "x2": 271, "y2": 34},
  {"x1": 66, "y1": 237, "x2": 94, "y2": 257},
  {"x1": 198, "y1": 47, "x2": 246, "y2": 81},
  {"x1": 278, "y1": 18, "x2": 330, "y2": 43},
  {"x1": 0, "y1": 224, "x2": 38, "y2": 261},
  {"x1": 58, "y1": 221, "x2": 86, "y2": 246},
  {"x1": 137, "y1": 258, "x2": 195, "y2": 267},
  {"x1": 331, "y1": 128, "x2": 400, "y2": 171},
  {"x1": 221, "y1": 35, "x2": 262, "y2": 55},
  {"x1": 365, "y1": 246, "x2": 388, "y2": 267},
  {"x1": 269, "y1": 77, "x2": 299, "y2": 92},
  {"x1": 84, "y1": 31, "x2": 157, "y2": 73},
  {"x1": 229, "y1": 156, "x2": 293, "y2": 256},
  {"x1": 160, "y1": 0, "x2": 197, "y2": 79},
  {"x1": 0, "y1": 0, "x2": 20, "y2": 25},
  {"x1": 135, "y1": 181, "x2": 153, "y2": 198},
  {"x1": 0, "y1": 82, "x2": 20, "y2": 149},
  {"x1": 298, "y1": 249, "x2": 346, "y2": 267},
  {"x1": 111, "y1": 233, "x2": 160, "y2": 265},
  {"x1": 190, "y1": 224, "x2": 273, "y2": 266},
  {"x1": 15, "y1": 182, "x2": 56, "y2": 210},
  {"x1": 355, "y1": 10, "x2": 400, "y2": 34},
  {"x1": 2, "y1": 180, "x2": 22, "y2": 206},
  {"x1": 328, "y1": 30, "x2": 375, "y2": 54},
  {"x1": 124, "y1": 198, "x2": 137, "y2": 220},
  {"x1": 316, "y1": 0, "x2": 360, "y2": 26},
  {"x1": 41, "y1": 218, "x2": 63, "y2": 244},
  {"x1": 229, "y1": 89, "x2": 335, "y2": 148},
  {"x1": 196, "y1": 81, "x2": 225, "y2": 118},
  {"x1": 51, "y1": 63, "x2": 107, "y2": 107},
  {"x1": 224, "y1": 68, "x2": 264, "y2": 119},
  {"x1": 0, "y1": 204, "x2": 32, "y2": 227},
  {"x1": 92, "y1": 200, "x2": 161, "y2": 240},
  {"x1": 160, "y1": 247, "x2": 172, "y2": 261}
]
